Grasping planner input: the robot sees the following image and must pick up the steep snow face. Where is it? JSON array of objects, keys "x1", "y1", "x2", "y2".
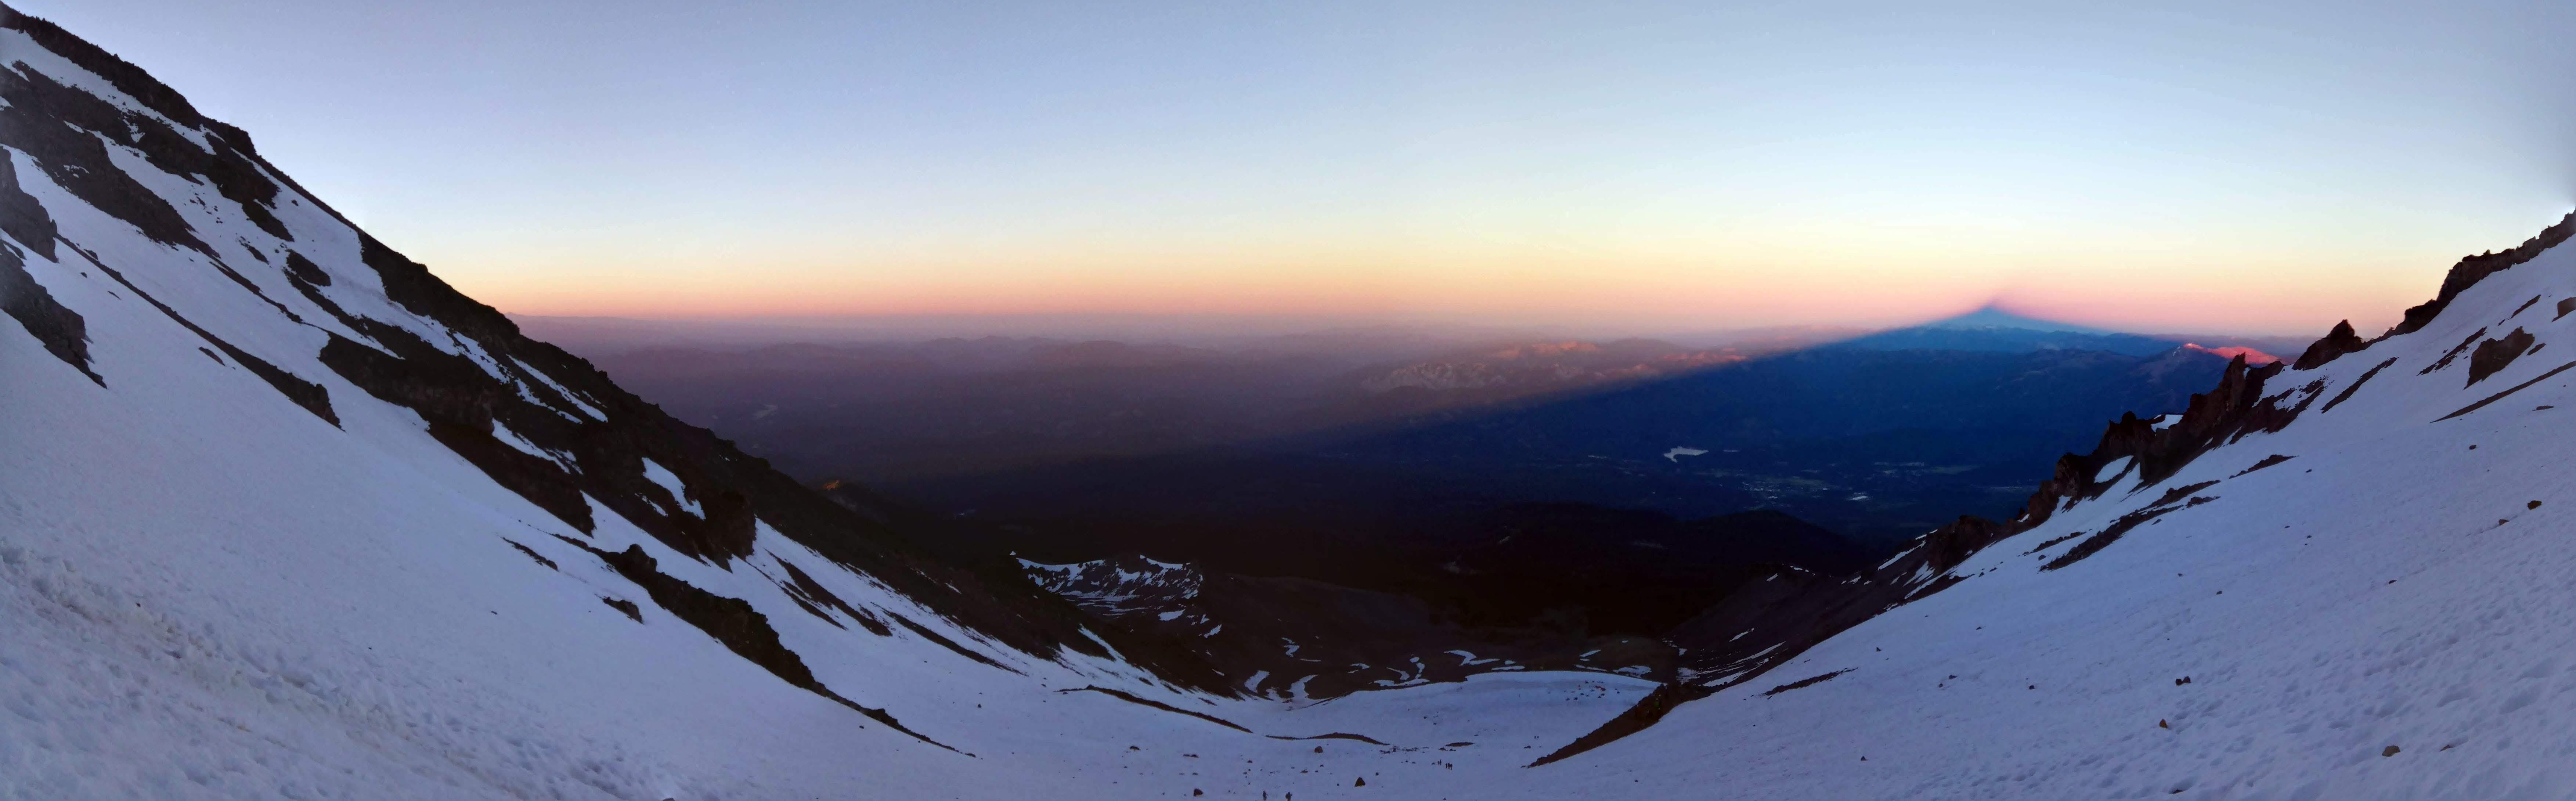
[
  {"x1": 0, "y1": 10, "x2": 1653, "y2": 800},
  {"x1": 1493, "y1": 216, "x2": 2576, "y2": 798}
]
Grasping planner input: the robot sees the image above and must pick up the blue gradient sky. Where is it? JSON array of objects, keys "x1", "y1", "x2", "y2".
[{"x1": 24, "y1": 0, "x2": 2576, "y2": 335}]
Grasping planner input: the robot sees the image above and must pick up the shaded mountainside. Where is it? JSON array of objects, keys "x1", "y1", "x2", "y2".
[
  {"x1": 0, "y1": 10, "x2": 1696, "y2": 800},
  {"x1": 1523, "y1": 208, "x2": 2576, "y2": 775},
  {"x1": 1022, "y1": 555, "x2": 1657, "y2": 699},
  {"x1": 998, "y1": 506, "x2": 1868, "y2": 698},
  {"x1": 1308, "y1": 341, "x2": 2244, "y2": 546},
  {"x1": 0, "y1": 3, "x2": 1241, "y2": 701}
]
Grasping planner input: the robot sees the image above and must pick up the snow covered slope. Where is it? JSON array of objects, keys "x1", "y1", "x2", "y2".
[
  {"x1": 0, "y1": 8, "x2": 1653, "y2": 799},
  {"x1": 1025, "y1": 555, "x2": 1633, "y2": 701},
  {"x1": 15, "y1": 3, "x2": 2576, "y2": 799},
  {"x1": 1494, "y1": 212, "x2": 2576, "y2": 798}
]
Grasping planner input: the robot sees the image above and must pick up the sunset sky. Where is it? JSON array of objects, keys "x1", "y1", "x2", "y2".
[{"x1": 32, "y1": 0, "x2": 2576, "y2": 336}]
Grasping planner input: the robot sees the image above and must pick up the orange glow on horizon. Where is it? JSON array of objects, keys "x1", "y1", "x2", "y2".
[{"x1": 445, "y1": 236, "x2": 2443, "y2": 337}]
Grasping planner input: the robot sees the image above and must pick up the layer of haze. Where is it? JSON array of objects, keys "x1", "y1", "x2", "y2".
[{"x1": 26, "y1": 0, "x2": 2576, "y2": 336}]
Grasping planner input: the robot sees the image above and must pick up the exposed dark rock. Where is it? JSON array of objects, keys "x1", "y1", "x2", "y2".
[
  {"x1": 2385, "y1": 211, "x2": 2576, "y2": 338},
  {"x1": 208, "y1": 258, "x2": 303, "y2": 324},
  {"x1": 2229, "y1": 454, "x2": 2294, "y2": 478},
  {"x1": 281, "y1": 265, "x2": 353, "y2": 325},
  {"x1": 1024, "y1": 552, "x2": 1673, "y2": 697},
  {"x1": 600, "y1": 596, "x2": 642, "y2": 623},
  {"x1": 778, "y1": 592, "x2": 843, "y2": 629},
  {"x1": 282, "y1": 250, "x2": 331, "y2": 286},
  {"x1": 768, "y1": 556, "x2": 890, "y2": 634},
  {"x1": 425, "y1": 417, "x2": 598, "y2": 533},
  {"x1": 1527, "y1": 682, "x2": 1689, "y2": 766},
  {"x1": 0, "y1": 237, "x2": 99, "y2": 385},
  {"x1": 578, "y1": 542, "x2": 959, "y2": 751},
  {"x1": 0, "y1": 151, "x2": 59, "y2": 259},
  {"x1": 2292, "y1": 320, "x2": 2366, "y2": 370},
  {"x1": 2465, "y1": 328, "x2": 2535, "y2": 386},
  {"x1": 0, "y1": 53, "x2": 206, "y2": 254},
  {"x1": 2438, "y1": 361, "x2": 2576, "y2": 422},
  {"x1": 1266, "y1": 733, "x2": 1389, "y2": 746},
  {"x1": 2022, "y1": 529, "x2": 2089, "y2": 556},
  {"x1": 1761, "y1": 669, "x2": 1847, "y2": 696},
  {"x1": 2148, "y1": 481, "x2": 2220, "y2": 509},
  {"x1": 501, "y1": 538, "x2": 557, "y2": 571},
  {"x1": 0, "y1": 5, "x2": 218, "y2": 134},
  {"x1": 2011, "y1": 357, "x2": 2298, "y2": 531},
  {"x1": 2042, "y1": 502, "x2": 2190, "y2": 571},
  {"x1": 1916, "y1": 515, "x2": 2008, "y2": 575},
  {"x1": 61, "y1": 240, "x2": 335, "y2": 425},
  {"x1": 2508, "y1": 294, "x2": 2544, "y2": 320},
  {"x1": 886, "y1": 611, "x2": 1016, "y2": 673},
  {"x1": 2278, "y1": 211, "x2": 2576, "y2": 372},
  {"x1": 2321, "y1": 358, "x2": 2399, "y2": 414},
  {"x1": 306, "y1": 224, "x2": 1227, "y2": 690},
  {"x1": 2421, "y1": 328, "x2": 2487, "y2": 375},
  {"x1": 1056, "y1": 686, "x2": 1251, "y2": 733}
]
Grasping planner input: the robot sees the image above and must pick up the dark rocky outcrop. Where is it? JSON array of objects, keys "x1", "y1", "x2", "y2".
[
  {"x1": 2320, "y1": 358, "x2": 2399, "y2": 414},
  {"x1": 1760, "y1": 669, "x2": 1847, "y2": 696},
  {"x1": 2284, "y1": 210, "x2": 2576, "y2": 372},
  {"x1": 575, "y1": 542, "x2": 959, "y2": 752},
  {"x1": 502, "y1": 539, "x2": 558, "y2": 571},
  {"x1": 282, "y1": 251, "x2": 331, "y2": 287},
  {"x1": 599, "y1": 596, "x2": 642, "y2": 623},
  {"x1": 1527, "y1": 682, "x2": 1691, "y2": 766},
  {"x1": 2229, "y1": 454, "x2": 2295, "y2": 478},
  {"x1": 1, "y1": 1, "x2": 1240, "y2": 700},
  {"x1": 0, "y1": 55, "x2": 207, "y2": 255},
  {"x1": 2465, "y1": 328, "x2": 2535, "y2": 386},
  {"x1": 2421, "y1": 328, "x2": 2487, "y2": 375},
  {"x1": 0, "y1": 151, "x2": 59, "y2": 256},
  {"x1": 0, "y1": 237, "x2": 97, "y2": 385},
  {"x1": 2010, "y1": 357, "x2": 2300, "y2": 530},
  {"x1": 59, "y1": 239, "x2": 336, "y2": 425},
  {"x1": 2292, "y1": 320, "x2": 2367, "y2": 370},
  {"x1": 0, "y1": 5, "x2": 224, "y2": 139},
  {"x1": 2438, "y1": 360, "x2": 2576, "y2": 422},
  {"x1": 2041, "y1": 498, "x2": 2204, "y2": 571},
  {"x1": 2507, "y1": 295, "x2": 2544, "y2": 321},
  {"x1": 2384, "y1": 211, "x2": 2576, "y2": 338},
  {"x1": 0, "y1": 11, "x2": 292, "y2": 249},
  {"x1": 1056, "y1": 686, "x2": 1251, "y2": 733}
]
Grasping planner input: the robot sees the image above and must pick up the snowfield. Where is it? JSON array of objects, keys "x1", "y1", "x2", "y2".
[
  {"x1": 0, "y1": 12, "x2": 1648, "y2": 800},
  {"x1": 10, "y1": 4, "x2": 2576, "y2": 800},
  {"x1": 1484, "y1": 220, "x2": 2576, "y2": 800}
]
